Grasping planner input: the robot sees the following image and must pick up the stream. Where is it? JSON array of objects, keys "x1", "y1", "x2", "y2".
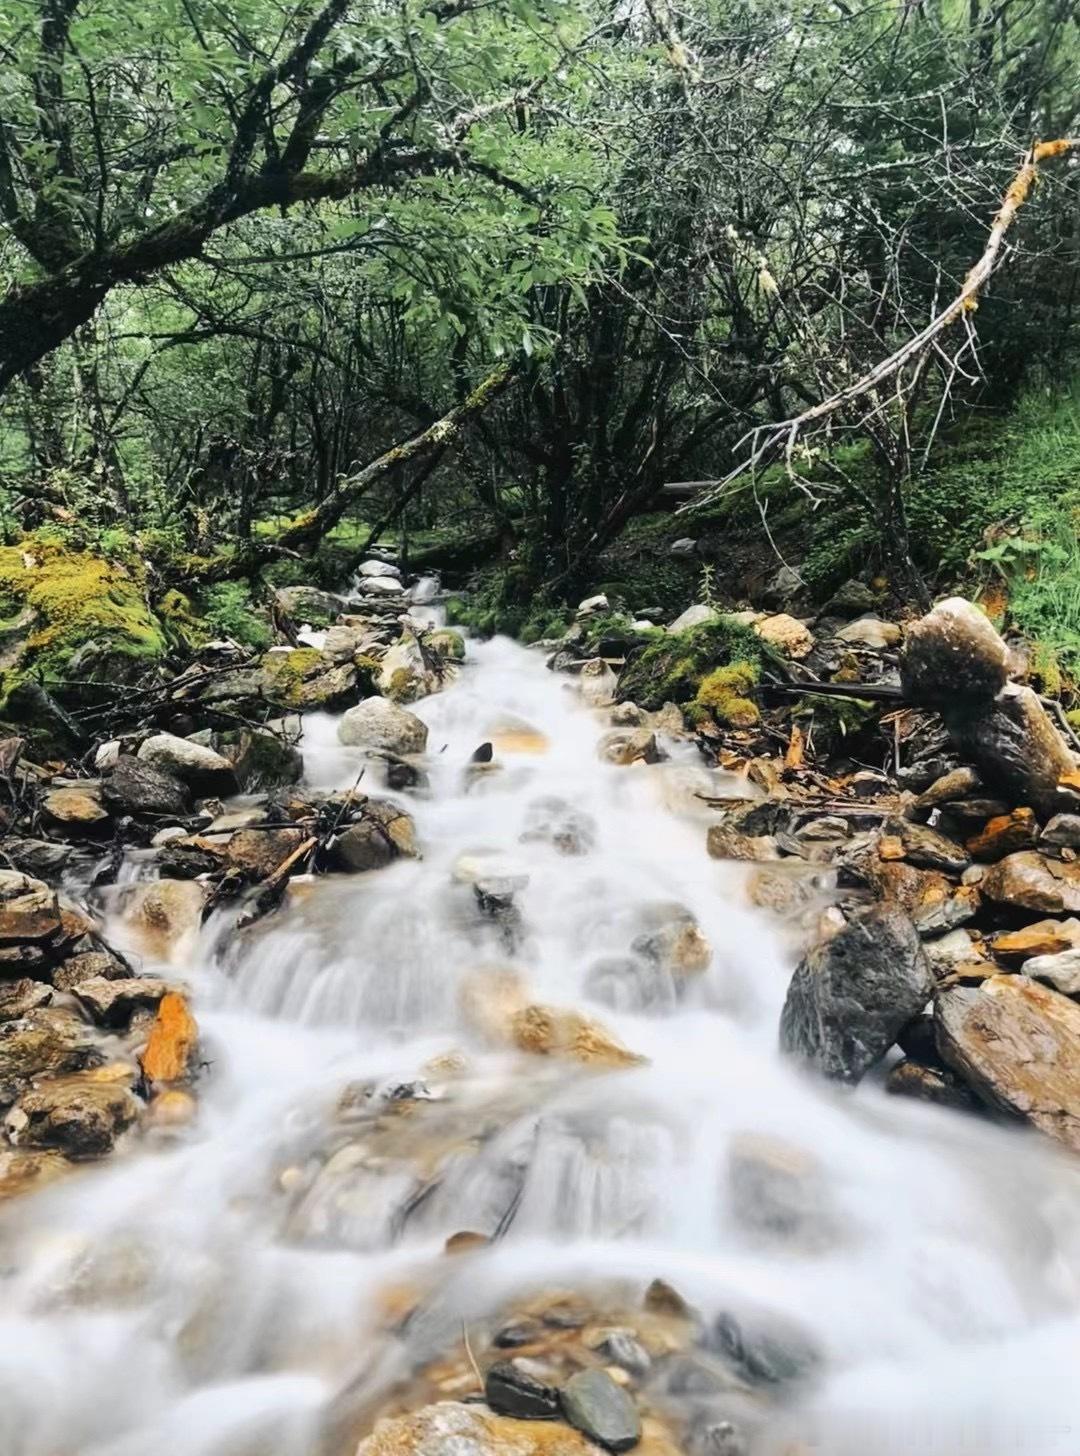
[{"x1": 3, "y1": 628, "x2": 1080, "y2": 1456}]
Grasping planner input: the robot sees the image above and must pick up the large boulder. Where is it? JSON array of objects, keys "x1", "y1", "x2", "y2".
[
  {"x1": 901, "y1": 597, "x2": 1010, "y2": 705},
  {"x1": 935, "y1": 975, "x2": 1080, "y2": 1151},
  {"x1": 137, "y1": 732, "x2": 239, "y2": 797},
  {"x1": 357, "y1": 559, "x2": 402, "y2": 580},
  {"x1": 948, "y1": 684, "x2": 1078, "y2": 821},
  {"x1": 779, "y1": 906, "x2": 932, "y2": 1082},
  {"x1": 376, "y1": 638, "x2": 453, "y2": 704},
  {"x1": 338, "y1": 697, "x2": 428, "y2": 754},
  {"x1": 103, "y1": 755, "x2": 190, "y2": 816}
]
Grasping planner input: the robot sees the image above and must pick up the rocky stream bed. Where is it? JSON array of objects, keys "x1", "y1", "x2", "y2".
[{"x1": 3, "y1": 566, "x2": 1080, "y2": 1456}]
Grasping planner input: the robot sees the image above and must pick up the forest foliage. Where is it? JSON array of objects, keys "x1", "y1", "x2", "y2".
[{"x1": 1, "y1": 0, "x2": 1079, "y2": 647}]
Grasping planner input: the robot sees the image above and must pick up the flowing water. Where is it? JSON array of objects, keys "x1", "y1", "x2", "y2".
[{"x1": 3, "y1": 630, "x2": 1080, "y2": 1456}]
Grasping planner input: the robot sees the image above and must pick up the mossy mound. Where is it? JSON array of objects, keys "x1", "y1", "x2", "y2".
[
  {"x1": 0, "y1": 535, "x2": 167, "y2": 706},
  {"x1": 617, "y1": 618, "x2": 768, "y2": 711},
  {"x1": 690, "y1": 662, "x2": 761, "y2": 727}
]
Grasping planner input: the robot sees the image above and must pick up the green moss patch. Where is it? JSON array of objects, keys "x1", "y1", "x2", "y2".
[
  {"x1": 0, "y1": 535, "x2": 167, "y2": 703},
  {"x1": 617, "y1": 618, "x2": 768, "y2": 710}
]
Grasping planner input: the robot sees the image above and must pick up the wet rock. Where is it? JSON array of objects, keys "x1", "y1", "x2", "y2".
[
  {"x1": 43, "y1": 783, "x2": 110, "y2": 832},
  {"x1": 901, "y1": 597, "x2": 1010, "y2": 705},
  {"x1": 493, "y1": 1318, "x2": 547, "y2": 1349},
  {"x1": 586, "y1": 1329, "x2": 651, "y2": 1377},
  {"x1": 520, "y1": 797, "x2": 596, "y2": 857},
  {"x1": 914, "y1": 766, "x2": 983, "y2": 811},
  {"x1": 948, "y1": 684, "x2": 1079, "y2": 822},
  {"x1": 7, "y1": 1074, "x2": 140, "y2": 1158},
  {"x1": 358, "y1": 559, "x2": 402, "y2": 580},
  {"x1": 338, "y1": 697, "x2": 428, "y2": 754},
  {"x1": 51, "y1": 951, "x2": 128, "y2": 993},
  {"x1": 632, "y1": 910, "x2": 711, "y2": 977},
  {"x1": 137, "y1": 733, "x2": 239, "y2": 796},
  {"x1": 103, "y1": 754, "x2": 190, "y2": 816},
  {"x1": 355, "y1": 1402, "x2": 599, "y2": 1456},
  {"x1": 837, "y1": 842, "x2": 978, "y2": 935},
  {"x1": 226, "y1": 826, "x2": 306, "y2": 879},
  {"x1": 72, "y1": 975, "x2": 176, "y2": 1028},
  {"x1": 710, "y1": 1309, "x2": 821, "y2": 1388},
  {"x1": 0, "y1": 1147, "x2": 70, "y2": 1201},
  {"x1": 512, "y1": 1004, "x2": 644, "y2": 1068},
  {"x1": 754, "y1": 614, "x2": 813, "y2": 659},
  {"x1": 981, "y1": 851, "x2": 1080, "y2": 914},
  {"x1": 885, "y1": 1058, "x2": 979, "y2": 1111},
  {"x1": 155, "y1": 837, "x2": 229, "y2": 879},
  {"x1": 139, "y1": 991, "x2": 198, "y2": 1083},
  {"x1": 935, "y1": 975, "x2": 1080, "y2": 1151},
  {"x1": 585, "y1": 955, "x2": 677, "y2": 1015},
  {"x1": 377, "y1": 638, "x2": 452, "y2": 704},
  {"x1": 644, "y1": 1278, "x2": 693, "y2": 1320},
  {"x1": 835, "y1": 615, "x2": 901, "y2": 649},
  {"x1": 125, "y1": 879, "x2": 207, "y2": 960},
  {"x1": 560, "y1": 1369, "x2": 641, "y2": 1452},
  {"x1": 1021, "y1": 949, "x2": 1080, "y2": 996},
  {"x1": 992, "y1": 918, "x2": 1080, "y2": 963},
  {"x1": 887, "y1": 818, "x2": 969, "y2": 875},
  {"x1": 726, "y1": 1132, "x2": 832, "y2": 1247},
  {"x1": 0, "y1": 1009, "x2": 105, "y2": 1103},
  {"x1": 0, "y1": 870, "x2": 61, "y2": 944},
  {"x1": 1039, "y1": 814, "x2": 1080, "y2": 853},
  {"x1": 454, "y1": 852, "x2": 530, "y2": 900},
  {"x1": 2, "y1": 837, "x2": 73, "y2": 883},
  {"x1": 330, "y1": 801, "x2": 418, "y2": 872},
  {"x1": 706, "y1": 824, "x2": 779, "y2": 863},
  {"x1": 598, "y1": 729, "x2": 661, "y2": 766},
  {"x1": 485, "y1": 1361, "x2": 561, "y2": 1420},
  {"x1": 966, "y1": 807, "x2": 1038, "y2": 861},
  {"x1": 580, "y1": 658, "x2": 619, "y2": 708},
  {"x1": 0, "y1": 978, "x2": 52, "y2": 1020},
  {"x1": 359, "y1": 575, "x2": 405, "y2": 597},
  {"x1": 779, "y1": 905, "x2": 932, "y2": 1083}
]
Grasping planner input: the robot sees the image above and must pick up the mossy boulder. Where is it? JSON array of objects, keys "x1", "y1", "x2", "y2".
[
  {"x1": 617, "y1": 618, "x2": 768, "y2": 711},
  {"x1": 258, "y1": 648, "x2": 359, "y2": 710},
  {"x1": 690, "y1": 662, "x2": 761, "y2": 727},
  {"x1": 0, "y1": 536, "x2": 167, "y2": 709}
]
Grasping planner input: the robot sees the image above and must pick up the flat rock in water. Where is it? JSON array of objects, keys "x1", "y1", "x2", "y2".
[
  {"x1": 485, "y1": 1361, "x2": 561, "y2": 1420},
  {"x1": 935, "y1": 975, "x2": 1080, "y2": 1151},
  {"x1": 103, "y1": 754, "x2": 190, "y2": 816},
  {"x1": 559, "y1": 1368, "x2": 641, "y2": 1452},
  {"x1": 992, "y1": 918, "x2": 1080, "y2": 963},
  {"x1": 3, "y1": 837, "x2": 73, "y2": 883},
  {"x1": 779, "y1": 905, "x2": 932, "y2": 1082}
]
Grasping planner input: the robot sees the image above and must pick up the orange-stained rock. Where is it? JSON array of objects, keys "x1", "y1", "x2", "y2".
[
  {"x1": 878, "y1": 835, "x2": 906, "y2": 861},
  {"x1": 936, "y1": 975, "x2": 1080, "y2": 1152},
  {"x1": 139, "y1": 992, "x2": 198, "y2": 1083},
  {"x1": 355, "y1": 1402, "x2": 607, "y2": 1456},
  {"x1": 966, "y1": 807, "x2": 1038, "y2": 861},
  {"x1": 991, "y1": 918, "x2": 1080, "y2": 963},
  {"x1": 511, "y1": 1004, "x2": 645, "y2": 1069}
]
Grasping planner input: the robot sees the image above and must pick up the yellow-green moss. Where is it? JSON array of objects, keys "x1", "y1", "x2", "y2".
[
  {"x1": 0, "y1": 535, "x2": 166, "y2": 698},
  {"x1": 617, "y1": 619, "x2": 768, "y2": 711},
  {"x1": 260, "y1": 647, "x2": 325, "y2": 707},
  {"x1": 693, "y1": 662, "x2": 761, "y2": 727}
]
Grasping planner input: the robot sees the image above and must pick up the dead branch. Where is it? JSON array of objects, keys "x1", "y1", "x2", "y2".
[{"x1": 682, "y1": 138, "x2": 1080, "y2": 512}]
